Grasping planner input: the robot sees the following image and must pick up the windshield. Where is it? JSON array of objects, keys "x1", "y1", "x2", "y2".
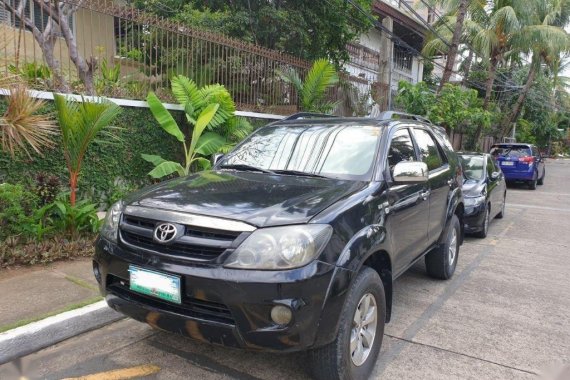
[
  {"x1": 490, "y1": 145, "x2": 531, "y2": 158},
  {"x1": 459, "y1": 155, "x2": 485, "y2": 181},
  {"x1": 220, "y1": 124, "x2": 381, "y2": 180}
]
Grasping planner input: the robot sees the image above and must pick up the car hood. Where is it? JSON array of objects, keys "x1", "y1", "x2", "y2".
[
  {"x1": 462, "y1": 179, "x2": 485, "y2": 197},
  {"x1": 125, "y1": 171, "x2": 368, "y2": 227}
]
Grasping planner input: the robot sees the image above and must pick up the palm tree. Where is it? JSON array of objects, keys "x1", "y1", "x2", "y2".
[
  {"x1": 277, "y1": 59, "x2": 339, "y2": 113},
  {"x1": 53, "y1": 95, "x2": 121, "y2": 206},
  {"x1": 499, "y1": 0, "x2": 570, "y2": 138},
  {"x1": 422, "y1": 0, "x2": 488, "y2": 93}
]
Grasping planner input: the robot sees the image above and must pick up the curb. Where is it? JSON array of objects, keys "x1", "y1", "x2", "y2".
[{"x1": 0, "y1": 301, "x2": 123, "y2": 365}]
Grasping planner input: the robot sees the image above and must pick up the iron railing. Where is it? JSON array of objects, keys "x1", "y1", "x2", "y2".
[{"x1": 0, "y1": 0, "x2": 373, "y2": 115}]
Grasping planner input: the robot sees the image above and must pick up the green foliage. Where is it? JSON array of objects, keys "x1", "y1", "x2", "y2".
[
  {"x1": 277, "y1": 59, "x2": 340, "y2": 113},
  {"x1": 0, "y1": 96, "x2": 181, "y2": 205},
  {"x1": 133, "y1": 0, "x2": 374, "y2": 65},
  {"x1": 143, "y1": 75, "x2": 251, "y2": 178},
  {"x1": 53, "y1": 94, "x2": 122, "y2": 205},
  {"x1": 95, "y1": 59, "x2": 122, "y2": 95},
  {"x1": 395, "y1": 81, "x2": 492, "y2": 149},
  {"x1": 429, "y1": 84, "x2": 491, "y2": 135},
  {"x1": 395, "y1": 81, "x2": 435, "y2": 116},
  {"x1": 51, "y1": 195, "x2": 102, "y2": 239},
  {"x1": 9, "y1": 63, "x2": 52, "y2": 89},
  {"x1": 0, "y1": 184, "x2": 39, "y2": 241}
]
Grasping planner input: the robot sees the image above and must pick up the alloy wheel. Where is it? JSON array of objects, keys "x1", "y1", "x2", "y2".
[
  {"x1": 350, "y1": 293, "x2": 378, "y2": 366},
  {"x1": 448, "y1": 227, "x2": 457, "y2": 267}
]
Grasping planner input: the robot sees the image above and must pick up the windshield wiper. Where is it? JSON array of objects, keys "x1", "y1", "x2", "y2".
[
  {"x1": 219, "y1": 164, "x2": 274, "y2": 174},
  {"x1": 272, "y1": 169, "x2": 328, "y2": 178}
]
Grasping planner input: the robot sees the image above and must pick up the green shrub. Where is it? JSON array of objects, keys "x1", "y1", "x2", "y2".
[
  {"x1": 50, "y1": 194, "x2": 102, "y2": 239},
  {"x1": 0, "y1": 183, "x2": 39, "y2": 241}
]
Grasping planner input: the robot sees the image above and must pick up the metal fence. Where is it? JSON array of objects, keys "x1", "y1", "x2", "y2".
[{"x1": 1, "y1": 0, "x2": 341, "y2": 115}]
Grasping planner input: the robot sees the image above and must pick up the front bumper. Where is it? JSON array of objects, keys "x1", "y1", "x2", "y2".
[
  {"x1": 94, "y1": 237, "x2": 350, "y2": 352},
  {"x1": 464, "y1": 203, "x2": 486, "y2": 233}
]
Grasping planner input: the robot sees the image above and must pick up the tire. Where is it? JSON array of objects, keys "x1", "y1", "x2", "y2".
[
  {"x1": 425, "y1": 214, "x2": 460, "y2": 280},
  {"x1": 538, "y1": 169, "x2": 545, "y2": 185},
  {"x1": 474, "y1": 205, "x2": 490, "y2": 238},
  {"x1": 495, "y1": 194, "x2": 506, "y2": 219},
  {"x1": 528, "y1": 179, "x2": 537, "y2": 190},
  {"x1": 309, "y1": 267, "x2": 386, "y2": 380}
]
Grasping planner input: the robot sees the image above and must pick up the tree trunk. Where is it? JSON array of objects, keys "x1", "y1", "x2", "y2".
[
  {"x1": 39, "y1": 35, "x2": 71, "y2": 93},
  {"x1": 483, "y1": 56, "x2": 498, "y2": 110},
  {"x1": 69, "y1": 171, "x2": 78, "y2": 207},
  {"x1": 437, "y1": 0, "x2": 469, "y2": 94},
  {"x1": 500, "y1": 66, "x2": 537, "y2": 139},
  {"x1": 2, "y1": 0, "x2": 71, "y2": 91},
  {"x1": 56, "y1": 1, "x2": 96, "y2": 95},
  {"x1": 471, "y1": 56, "x2": 498, "y2": 147},
  {"x1": 461, "y1": 50, "x2": 474, "y2": 87}
]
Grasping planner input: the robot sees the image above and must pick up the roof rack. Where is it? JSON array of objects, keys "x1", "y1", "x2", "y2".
[
  {"x1": 375, "y1": 111, "x2": 432, "y2": 124},
  {"x1": 283, "y1": 112, "x2": 338, "y2": 121}
]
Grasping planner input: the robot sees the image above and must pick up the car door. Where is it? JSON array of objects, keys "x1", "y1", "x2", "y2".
[
  {"x1": 411, "y1": 127, "x2": 452, "y2": 246},
  {"x1": 384, "y1": 126, "x2": 430, "y2": 275}
]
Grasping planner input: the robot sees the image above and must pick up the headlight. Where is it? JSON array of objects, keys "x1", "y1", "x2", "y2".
[
  {"x1": 100, "y1": 200, "x2": 124, "y2": 243},
  {"x1": 224, "y1": 225, "x2": 332, "y2": 270},
  {"x1": 464, "y1": 195, "x2": 485, "y2": 207}
]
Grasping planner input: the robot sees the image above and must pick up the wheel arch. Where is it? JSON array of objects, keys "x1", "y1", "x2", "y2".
[{"x1": 361, "y1": 250, "x2": 393, "y2": 323}]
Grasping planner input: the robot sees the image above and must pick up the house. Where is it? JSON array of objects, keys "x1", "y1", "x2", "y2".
[
  {"x1": 0, "y1": 0, "x2": 116, "y2": 75},
  {"x1": 345, "y1": 0, "x2": 433, "y2": 111}
]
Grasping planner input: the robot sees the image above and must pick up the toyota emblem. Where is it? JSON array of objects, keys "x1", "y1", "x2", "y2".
[{"x1": 154, "y1": 223, "x2": 178, "y2": 244}]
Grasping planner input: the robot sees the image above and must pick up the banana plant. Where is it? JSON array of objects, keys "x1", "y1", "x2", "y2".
[{"x1": 142, "y1": 75, "x2": 252, "y2": 179}]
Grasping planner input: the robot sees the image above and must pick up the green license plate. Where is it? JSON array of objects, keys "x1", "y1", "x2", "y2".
[{"x1": 129, "y1": 265, "x2": 181, "y2": 304}]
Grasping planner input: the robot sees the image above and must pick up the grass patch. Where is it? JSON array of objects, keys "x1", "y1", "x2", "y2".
[
  {"x1": 0, "y1": 295, "x2": 103, "y2": 333},
  {"x1": 65, "y1": 275, "x2": 99, "y2": 291}
]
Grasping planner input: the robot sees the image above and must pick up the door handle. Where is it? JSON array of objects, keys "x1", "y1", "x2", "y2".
[{"x1": 420, "y1": 190, "x2": 430, "y2": 200}]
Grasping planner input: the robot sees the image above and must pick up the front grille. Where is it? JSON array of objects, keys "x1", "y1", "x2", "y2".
[
  {"x1": 107, "y1": 275, "x2": 235, "y2": 325},
  {"x1": 119, "y1": 214, "x2": 241, "y2": 262}
]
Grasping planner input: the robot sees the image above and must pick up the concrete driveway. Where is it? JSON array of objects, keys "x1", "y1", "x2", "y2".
[{"x1": 1, "y1": 160, "x2": 569, "y2": 380}]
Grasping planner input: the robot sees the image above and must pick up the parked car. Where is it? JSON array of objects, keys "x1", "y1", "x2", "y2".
[
  {"x1": 94, "y1": 112, "x2": 465, "y2": 380},
  {"x1": 458, "y1": 152, "x2": 507, "y2": 238},
  {"x1": 490, "y1": 143, "x2": 545, "y2": 189}
]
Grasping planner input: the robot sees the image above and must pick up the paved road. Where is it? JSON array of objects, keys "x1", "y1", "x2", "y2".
[{"x1": 2, "y1": 160, "x2": 569, "y2": 380}]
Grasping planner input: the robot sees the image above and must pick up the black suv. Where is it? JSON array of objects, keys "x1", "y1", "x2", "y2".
[{"x1": 94, "y1": 112, "x2": 464, "y2": 380}]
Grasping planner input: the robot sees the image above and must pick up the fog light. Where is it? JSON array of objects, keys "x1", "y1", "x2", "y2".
[
  {"x1": 93, "y1": 261, "x2": 101, "y2": 284},
  {"x1": 270, "y1": 305, "x2": 292, "y2": 325}
]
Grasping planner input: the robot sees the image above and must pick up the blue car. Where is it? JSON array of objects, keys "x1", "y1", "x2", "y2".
[{"x1": 490, "y1": 143, "x2": 545, "y2": 190}]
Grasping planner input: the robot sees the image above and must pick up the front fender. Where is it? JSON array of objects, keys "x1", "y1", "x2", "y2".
[{"x1": 442, "y1": 186, "x2": 464, "y2": 244}]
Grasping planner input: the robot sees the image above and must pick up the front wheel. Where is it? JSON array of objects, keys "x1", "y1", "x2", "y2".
[
  {"x1": 425, "y1": 214, "x2": 460, "y2": 280},
  {"x1": 474, "y1": 205, "x2": 490, "y2": 238},
  {"x1": 538, "y1": 169, "x2": 545, "y2": 185},
  {"x1": 528, "y1": 178, "x2": 537, "y2": 190},
  {"x1": 495, "y1": 194, "x2": 506, "y2": 219},
  {"x1": 309, "y1": 267, "x2": 385, "y2": 380}
]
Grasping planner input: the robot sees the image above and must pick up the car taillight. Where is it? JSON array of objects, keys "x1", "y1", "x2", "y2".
[{"x1": 518, "y1": 156, "x2": 534, "y2": 163}]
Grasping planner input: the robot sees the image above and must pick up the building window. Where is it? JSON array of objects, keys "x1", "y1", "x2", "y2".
[
  {"x1": 393, "y1": 46, "x2": 413, "y2": 74},
  {"x1": 0, "y1": 0, "x2": 74, "y2": 35}
]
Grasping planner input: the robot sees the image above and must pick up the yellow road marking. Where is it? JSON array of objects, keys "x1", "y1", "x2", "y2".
[{"x1": 62, "y1": 364, "x2": 160, "y2": 380}]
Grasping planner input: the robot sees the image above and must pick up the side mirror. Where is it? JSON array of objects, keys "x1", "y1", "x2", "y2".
[
  {"x1": 393, "y1": 161, "x2": 429, "y2": 184},
  {"x1": 211, "y1": 153, "x2": 224, "y2": 167},
  {"x1": 491, "y1": 171, "x2": 500, "y2": 180}
]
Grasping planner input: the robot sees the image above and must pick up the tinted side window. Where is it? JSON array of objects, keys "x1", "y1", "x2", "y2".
[
  {"x1": 413, "y1": 129, "x2": 443, "y2": 171},
  {"x1": 486, "y1": 156, "x2": 495, "y2": 177},
  {"x1": 387, "y1": 128, "x2": 416, "y2": 172}
]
